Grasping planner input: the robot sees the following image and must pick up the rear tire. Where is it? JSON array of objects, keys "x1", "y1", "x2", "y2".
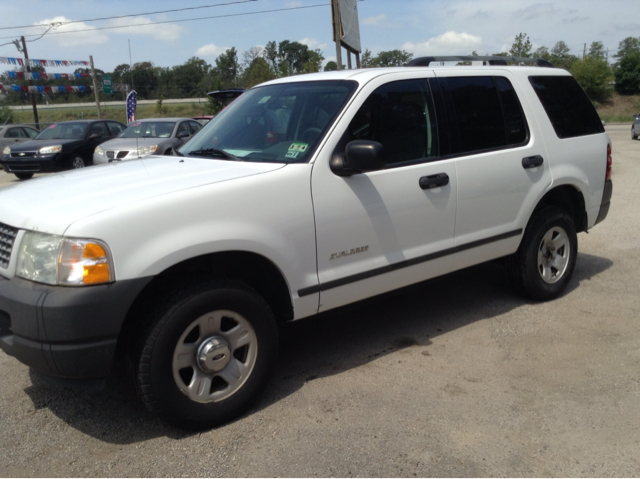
[
  {"x1": 505, "y1": 207, "x2": 577, "y2": 301},
  {"x1": 14, "y1": 172, "x2": 34, "y2": 180},
  {"x1": 632, "y1": 126, "x2": 638, "y2": 140},
  {"x1": 132, "y1": 280, "x2": 278, "y2": 430}
]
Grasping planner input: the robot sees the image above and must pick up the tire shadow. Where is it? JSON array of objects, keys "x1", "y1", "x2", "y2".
[{"x1": 21, "y1": 252, "x2": 612, "y2": 443}]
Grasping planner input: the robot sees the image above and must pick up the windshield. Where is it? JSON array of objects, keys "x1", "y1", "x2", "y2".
[
  {"x1": 36, "y1": 123, "x2": 87, "y2": 140},
  {"x1": 179, "y1": 80, "x2": 357, "y2": 163},
  {"x1": 119, "y1": 121, "x2": 177, "y2": 138}
]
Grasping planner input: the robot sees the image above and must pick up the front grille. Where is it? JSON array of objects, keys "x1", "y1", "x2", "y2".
[
  {"x1": 0, "y1": 222, "x2": 18, "y2": 269},
  {"x1": 117, "y1": 151, "x2": 129, "y2": 159},
  {"x1": 10, "y1": 151, "x2": 36, "y2": 158},
  {"x1": 5, "y1": 164, "x2": 41, "y2": 173}
]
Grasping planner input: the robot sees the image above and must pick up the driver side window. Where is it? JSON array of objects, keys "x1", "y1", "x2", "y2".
[{"x1": 347, "y1": 79, "x2": 438, "y2": 166}]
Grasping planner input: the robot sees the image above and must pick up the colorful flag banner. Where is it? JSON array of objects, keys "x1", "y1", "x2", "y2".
[
  {"x1": 126, "y1": 90, "x2": 137, "y2": 123},
  {"x1": 0, "y1": 57, "x2": 88, "y2": 67},
  {"x1": 3, "y1": 71, "x2": 88, "y2": 80},
  {"x1": 0, "y1": 84, "x2": 91, "y2": 93}
]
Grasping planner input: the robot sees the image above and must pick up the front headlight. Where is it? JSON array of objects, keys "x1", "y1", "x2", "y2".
[
  {"x1": 16, "y1": 231, "x2": 114, "y2": 286},
  {"x1": 39, "y1": 145, "x2": 62, "y2": 155},
  {"x1": 134, "y1": 145, "x2": 159, "y2": 157},
  {"x1": 2, "y1": 146, "x2": 10, "y2": 155},
  {"x1": 95, "y1": 145, "x2": 105, "y2": 156}
]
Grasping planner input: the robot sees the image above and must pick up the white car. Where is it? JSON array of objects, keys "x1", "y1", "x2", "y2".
[{"x1": 0, "y1": 56, "x2": 612, "y2": 430}]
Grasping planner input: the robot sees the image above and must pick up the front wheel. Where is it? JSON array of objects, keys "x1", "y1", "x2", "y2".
[
  {"x1": 632, "y1": 126, "x2": 638, "y2": 140},
  {"x1": 14, "y1": 172, "x2": 34, "y2": 180},
  {"x1": 133, "y1": 280, "x2": 278, "y2": 430},
  {"x1": 505, "y1": 207, "x2": 577, "y2": 301},
  {"x1": 70, "y1": 156, "x2": 86, "y2": 169}
]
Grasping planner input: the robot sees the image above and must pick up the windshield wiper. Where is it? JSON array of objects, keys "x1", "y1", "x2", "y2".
[{"x1": 186, "y1": 148, "x2": 241, "y2": 161}]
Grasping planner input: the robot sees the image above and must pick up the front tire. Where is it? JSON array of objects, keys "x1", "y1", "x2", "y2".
[
  {"x1": 506, "y1": 207, "x2": 577, "y2": 301},
  {"x1": 14, "y1": 172, "x2": 34, "y2": 180},
  {"x1": 133, "y1": 280, "x2": 278, "y2": 430},
  {"x1": 70, "y1": 156, "x2": 86, "y2": 169},
  {"x1": 632, "y1": 126, "x2": 638, "y2": 140}
]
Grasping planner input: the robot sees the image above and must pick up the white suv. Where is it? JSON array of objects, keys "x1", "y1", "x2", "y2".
[{"x1": 0, "y1": 57, "x2": 612, "y2": 429}]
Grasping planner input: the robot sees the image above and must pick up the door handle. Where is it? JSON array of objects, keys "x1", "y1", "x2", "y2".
[
  {"x1": 419, "y1": 173, "x2": 449, "y2": 190},
  {"x1": 522, "y1": 155, "x2": 544, "y2": 169}
]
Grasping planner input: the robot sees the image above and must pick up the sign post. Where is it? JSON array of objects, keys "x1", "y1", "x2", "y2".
[{"x1": 89, "y1": 55, "x2": 102, "y2": 119}]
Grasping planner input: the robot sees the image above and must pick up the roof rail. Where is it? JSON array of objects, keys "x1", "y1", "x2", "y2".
[{"x1": 406, "y1": 56, "x2": 554, "y2": 68}]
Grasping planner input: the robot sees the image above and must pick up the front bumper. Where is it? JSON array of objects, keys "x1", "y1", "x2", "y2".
[
  {"x1": 0, "y1": 275, "x2": 152, "y2": 379},
  {"x1": 0, "y1": 154, "x2": 63, "y2": 174}
]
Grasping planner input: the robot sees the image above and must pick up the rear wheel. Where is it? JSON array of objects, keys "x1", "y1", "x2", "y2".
[
  {"x1": 132, "y1": 280, "x2": 278, "y2": 430},
  {"x1": 14, "y1": 172, "x2": 34, "y2": 180},
  {"x1": 506, "y1": 207, "x2": 577, "y2": 301},
  {"x1": 632, "y1": 126, "x2": 638, "y2": 140}
]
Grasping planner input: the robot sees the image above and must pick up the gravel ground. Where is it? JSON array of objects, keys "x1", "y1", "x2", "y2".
[{"x1": 0, "y1": 124, "x2": 639, "y2": 477}]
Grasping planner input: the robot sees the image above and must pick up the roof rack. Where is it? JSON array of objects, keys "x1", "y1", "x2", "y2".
[{"x1": 406, "y1": 56, "x2": 554, "y2": 68}]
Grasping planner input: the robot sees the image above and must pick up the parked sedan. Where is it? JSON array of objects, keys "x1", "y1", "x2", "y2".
[
  {"x1": 632, "y1": 114, "x2": 640, "y2": 140},
  {"x1": 0, "y1": 124, "x2": 40, "y2": 151},
  {"x1": 0, "y1": 120, "x2": 126, "y2": 180},
  {"x1": 93, "y1": 118, "x2": 203, "y2": 165}
]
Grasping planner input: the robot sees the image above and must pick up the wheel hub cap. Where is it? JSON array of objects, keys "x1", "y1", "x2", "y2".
[{"x1": 196, "y1": 336, "x2": 230, "y2": 373}]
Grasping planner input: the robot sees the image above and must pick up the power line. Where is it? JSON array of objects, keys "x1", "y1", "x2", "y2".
[
  {"x1": 0, "y1": 3, "x2": 334, "y2": 41},
  {"x1": 0, "y1": 0, "x2": 259, "y2": 31}
]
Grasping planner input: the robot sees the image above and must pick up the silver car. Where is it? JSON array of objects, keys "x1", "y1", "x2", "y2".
[
  {"x1": 93, "y1": 118, "x2": 203, "y2": 165},
  {"x1": 632, "y1": 114, "x2": 640, "y2": 140},
  {"x1": 0, "y1": 124, "x2": 40, "y2": 150}
]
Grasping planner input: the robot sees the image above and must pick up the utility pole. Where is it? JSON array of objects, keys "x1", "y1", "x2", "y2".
[
  {"x1": 331, "y1": 0, "x2": 343, "y2": 69},
  {"x1": 20, "y1": 36, "x2": 39, "y2": 129},
  {"x1": 583, "y1": 43, "x2": 587, "y2": 60},
  {"x1": 89, "y1": 55, "x2": 102, "y2": 119}
]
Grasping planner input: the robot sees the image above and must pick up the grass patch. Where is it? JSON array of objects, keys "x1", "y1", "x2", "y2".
[
  {"x1": 11, "y1": 102, "x2": 213, "y2": 127},
  {"x1": 597, "y1": 93, "x2": 640, "y2": 123}
]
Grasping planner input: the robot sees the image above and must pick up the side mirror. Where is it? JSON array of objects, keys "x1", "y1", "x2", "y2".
[
  {"x1": 176, "y1": 131, "x2": 190, "y2": 139},
  {"x1": 89, "y1": 132, "x2": 101, "y2": 139},
  {"x1": 330, "y1": 140, "x2": 386, "y2": 177}
]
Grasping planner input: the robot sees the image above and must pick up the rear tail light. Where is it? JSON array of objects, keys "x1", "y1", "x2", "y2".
[{"x1": 606, "y1": 144, "x2": 612, "y2": 180}]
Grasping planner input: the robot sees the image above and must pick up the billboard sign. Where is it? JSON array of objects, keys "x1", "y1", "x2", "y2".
[{"x1": 332, "y1": 0, "x2": 362, "y2": 53}]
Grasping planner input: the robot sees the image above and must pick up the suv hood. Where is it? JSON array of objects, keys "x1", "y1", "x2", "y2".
[{"x1": 0, "y1": 156, "x2": 285, "y2": 234}]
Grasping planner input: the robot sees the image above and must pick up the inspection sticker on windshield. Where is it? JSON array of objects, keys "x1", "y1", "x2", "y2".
[{"x1": 288, "y1": 142, "x2": 308, "y2": 153}]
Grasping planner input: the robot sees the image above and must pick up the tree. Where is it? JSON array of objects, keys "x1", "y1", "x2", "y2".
[
  {"x1": 533, "y1": 46, "x2": 551, "y2": 61},
  {"x1": 215, "y1": 49, "x2": 240, "y2": 88},
  {"x1": 303, "y1": 49, "x2": 325, "y2": 73},
  {"x1": 571, "y1": 56, "x2": 612, "y2": 102},
  {"x1": 550, "y1": 41, "x2": 577, "y2": 70},
  {"x1": 588, "y1": 41, "x2": 606, "y2": 61},
  {"x1": 614, "y1": 51, "x2": 640, "y2": 94},
  {"x1": 360, "y1": 49, "x2": 375, "y2": 68},
  {"x1": 263, "y1": 41, "x2": 279, "y2": 75},
  {"x1": 242, "y1": 57, "x2": 275, "y2": 88},
  {"x1": 509, "y1": 33, "x2": 532, "y2": 57},
  {"x1": 372, "y1": 50, "x2": 413, "y2": 67},
  {"x1": 324, "y1": 61, "x2": 339, "y2": 71},
  {"x1": 613, "y1": 37, "x2": 640, "y2": 60}
]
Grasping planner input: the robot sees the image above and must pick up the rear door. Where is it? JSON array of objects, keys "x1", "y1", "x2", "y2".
[{"x1": 434, "y1": 71, "x2": 552, "y2": 271}]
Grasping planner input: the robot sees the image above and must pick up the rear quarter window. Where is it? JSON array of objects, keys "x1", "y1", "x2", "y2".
[{"x1": 529, "y1": 76, "x2": 604, "y2": 139}]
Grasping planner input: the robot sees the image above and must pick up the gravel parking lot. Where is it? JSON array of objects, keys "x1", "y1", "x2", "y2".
[{"x1": 1, "y1": 124, "x2": 639, "y2": 477}]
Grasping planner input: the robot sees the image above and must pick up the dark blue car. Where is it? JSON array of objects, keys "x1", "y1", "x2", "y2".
[{"x1": 0, "y1": 119, "x2": 126, "y2": 180}]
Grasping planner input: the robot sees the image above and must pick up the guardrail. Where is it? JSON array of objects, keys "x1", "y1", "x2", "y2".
[{"x1": 7, "y1": 97, "x2": 210, "y2": 112}]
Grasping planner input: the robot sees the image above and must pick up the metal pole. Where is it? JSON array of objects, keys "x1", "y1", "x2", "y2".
[
  {"x1": 332, "y1": 0, "x2": 343, "y2": 69},
  {"x1": 347, "y1": 50, "x2": 352, "y2": 69},
  {"x1": 20, "y1": 36, "x2": 39, "y2": 129},
  {"x1": 89, "y1": 55, "x2": 102, "y2": 119}
]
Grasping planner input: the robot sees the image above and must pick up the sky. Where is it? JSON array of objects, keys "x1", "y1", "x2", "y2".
[{"x1": 1, "y1": 0, "x2": 639, "y2": 73}]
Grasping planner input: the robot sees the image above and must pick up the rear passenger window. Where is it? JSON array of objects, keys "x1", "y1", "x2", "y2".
[
  {"x1": 347, "y1": 79, "x2": 438, "y2": 165},
  {"x1": 529, "y1": 76, "x2": 604, "y2": 139},
  {"x1": 445, "y1": 76, "x2": 528, "y2": 153}
]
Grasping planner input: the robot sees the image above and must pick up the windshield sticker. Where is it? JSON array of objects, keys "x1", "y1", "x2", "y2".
[
  {"x1": 288, "y1": 143, "x2": 308, "y2": 153},
  {"x1": 285, "y1": 151, "x2": 300, "y2": 159},
  {"x1": 132, "y1": 122, "x2": 142, "y2": 127},
  {"x1": 258, "y1": 96, "x2": 271, "y2": 104},
  {"x1": 47, "y1": 124, "x2": 57, "y2": 129}
]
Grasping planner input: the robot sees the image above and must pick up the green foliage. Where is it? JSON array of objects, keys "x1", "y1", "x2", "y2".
[
  {"x1": 371, "y1": 50, "x2": 413, "y2": 67},
  {"x1": 155, "y1": 95, "x2": 167, "y2": 115},
  {"x1": 215, "y1": 49, "x2": 240, "y2": 88},
  {"x1": 324, "y1": 61, "x2": 339, "y2": 71},
  {"x1": 550, "y1": 41, "x2": 578, "y2": 70},
  {"x1": 614, "y1": 37, "x2": 640, "y2": 60},
  {"x1": 509, "y1": 33, "x2": 532, "y2": 57},
  {"x1": 614, "y1": 51, "x2": 640, "y2": 95},
  {"x1": 0, "y1": 104, "x2": 15, "y2": 124},
  {"x1": 571, "y1": 57, "x2": 612, "y2": 102},
  {"x1": 243, "y1": 57, "x2": 276, "y2": 88}
]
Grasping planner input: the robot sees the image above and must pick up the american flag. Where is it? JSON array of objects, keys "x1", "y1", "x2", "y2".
[{"x1": 126, "y1": 90, "x2": 137, "y2": 123}]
